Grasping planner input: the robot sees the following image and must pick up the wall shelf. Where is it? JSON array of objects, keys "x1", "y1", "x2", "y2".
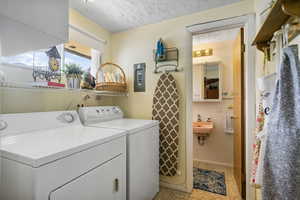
[
  {"x1": 252, "y1": 0, "x2": 300, "y2": 52},
  {"x1": 153, "y1": 47, "x2": 180, "y2": 73},
  {"x1": 0, "y1": 81, "x2": 128, "y2": 97}
]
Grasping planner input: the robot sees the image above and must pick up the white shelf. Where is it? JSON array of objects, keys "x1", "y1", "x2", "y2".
[{"x1": 0, "y1": 81, "x2": 128, "y2": 97}]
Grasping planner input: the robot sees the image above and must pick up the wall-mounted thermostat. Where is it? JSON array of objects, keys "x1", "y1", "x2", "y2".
[{"x1": 134, "y1": 63, "x2": 146, "y2": 92}]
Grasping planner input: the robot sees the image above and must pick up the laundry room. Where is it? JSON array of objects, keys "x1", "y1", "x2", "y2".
[{"x1": 1, "y1": 0, "x2": 300, "y2": 200}]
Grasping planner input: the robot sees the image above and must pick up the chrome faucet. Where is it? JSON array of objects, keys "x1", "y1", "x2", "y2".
[{"x1": 197, "y1": 114, "x2": 202, "y2": 122}]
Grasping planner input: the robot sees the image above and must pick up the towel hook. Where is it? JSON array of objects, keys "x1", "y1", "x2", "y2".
[{"x1": 282, "y1": 24, "x2": 289, "y2": 48}]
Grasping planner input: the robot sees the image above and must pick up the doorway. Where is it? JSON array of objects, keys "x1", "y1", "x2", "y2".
[
  {"x1": 185, "y1": 15, "x2": 256, "y2": 200},
  {"x1": 191, "y1": 27, "x2": 245, "y2": 198}
]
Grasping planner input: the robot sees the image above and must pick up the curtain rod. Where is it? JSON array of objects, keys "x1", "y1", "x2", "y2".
[{"x1": 69, "y1": 24, "x2": 107, "y2": 44}]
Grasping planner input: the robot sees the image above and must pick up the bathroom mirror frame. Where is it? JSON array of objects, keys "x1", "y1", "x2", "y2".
[{"x1": 193, "y1": 61, "x2": 222, "y2": 102}]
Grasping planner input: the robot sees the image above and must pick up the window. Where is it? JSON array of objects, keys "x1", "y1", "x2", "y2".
[
  {"x1": 0, "y1": 25, "x2": 104, "y2": 84},
  {"x1": 0, "y1": 51, "x2": 34, "y2": 68},
  {"x1": 64, "y1": 49, "x2": 91, "y2": 72},
  {"x1": 0, "y1": 44, "x2": 92, "y2": 73},
  {"x1": 0, "y1": 46, "x2": 62, "y2": 69},
  {"x1": 0, "y1": 40, "x2": 99, "y2": 83}
]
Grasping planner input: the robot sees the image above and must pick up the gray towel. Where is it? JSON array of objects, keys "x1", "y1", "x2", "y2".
[{"x1": 263, "y1": 45, "x2": 300, "y2": 200}]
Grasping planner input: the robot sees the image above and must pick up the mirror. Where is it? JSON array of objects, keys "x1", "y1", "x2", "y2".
[
  {"x1": 203, "y1": 62, "x2": 220, "y2": 100},
  {"x1": 193, "y1": 61, "x2": 222, "y2": 102}
]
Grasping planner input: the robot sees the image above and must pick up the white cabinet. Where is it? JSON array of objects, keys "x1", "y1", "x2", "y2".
[
  {"x1": 0, "y1": 0, "x2": 69, "y2": 56},
  {"x1": 50, "y1": 155, "x2": 125, "y2": 200}
]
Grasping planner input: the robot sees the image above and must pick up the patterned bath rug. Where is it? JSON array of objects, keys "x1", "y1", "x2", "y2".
[{"x1": 193, "y1": 168, "x2": 227, "y2": 196}]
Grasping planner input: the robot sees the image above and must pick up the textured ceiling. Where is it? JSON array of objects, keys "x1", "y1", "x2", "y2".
[{"x1": 70, "y1": 0, "x2": 241, "y2": 33}]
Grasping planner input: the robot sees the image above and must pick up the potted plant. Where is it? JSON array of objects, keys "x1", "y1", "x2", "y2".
[{"x1": 63, "y1": 63, "x2": 84, "y2": 89}]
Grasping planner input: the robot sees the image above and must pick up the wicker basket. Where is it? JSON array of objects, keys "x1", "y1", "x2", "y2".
[{"x1": 95, "y1": 62, "x2": 127, "y2": 92}]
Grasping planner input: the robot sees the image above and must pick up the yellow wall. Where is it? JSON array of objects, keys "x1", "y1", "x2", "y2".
[
  {"x1": 0, "y1": 9, "x2": 113, "y2": 114},
  {"x1": 111, "y1": 0, "x2": 254, "y2": 188},
  {"x1": 69, "y1": 8, "x2": 112, "y2": 62}
]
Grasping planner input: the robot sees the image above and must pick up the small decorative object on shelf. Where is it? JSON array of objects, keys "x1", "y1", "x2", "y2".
[
  {"x1": 95, "y1": 62, "x2": 127, "y2": 92},
  {"x1": 64, "y1": 63, "x2": 84, "y2": 89},
  {"x1": 81, "y1": 71, "x2": 96, "y2": 89},
  {"x1": 32, "y1": 46, "x2": 62, "y2": 83},
  {"x1": 46, "y1": 46, "x2": 61, "y2": 72}
]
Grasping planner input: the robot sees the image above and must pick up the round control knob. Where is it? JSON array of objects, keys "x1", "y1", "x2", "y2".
[
  {"x1": 63, "y1": 113, "x2": 75, "y2": 123},
  {"x1": 113, "y1": 108, "x2": 119, "y2": 113},
  {"x1": 57, "y1": 113, "x2": 75, "y2": 123},
  {"x1": 0, "y1": 120, "x2": 8, "y2": 131}
]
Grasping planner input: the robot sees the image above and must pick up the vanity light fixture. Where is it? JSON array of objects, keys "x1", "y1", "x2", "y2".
[{"x1": 193, "y1": 48, "x2": 213, "y2": 57}]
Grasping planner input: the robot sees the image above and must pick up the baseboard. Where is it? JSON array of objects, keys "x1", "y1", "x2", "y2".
[
  {"x1": 159, "y1": 181, "x2": 190, "y2": 193},
  {"x1": 193, "y1": 159, "x2": 233, "y2": 168}
]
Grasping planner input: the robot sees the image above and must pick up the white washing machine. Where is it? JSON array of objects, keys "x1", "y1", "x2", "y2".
[
  {"x1": 0, "y1": 110, "x2": 127, "y2": 200},
  {"x1": 79, "y1": 106, "x2": 160, "y2": 200}
]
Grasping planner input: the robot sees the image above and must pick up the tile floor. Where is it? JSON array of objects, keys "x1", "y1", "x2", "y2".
[{"x1": 154, "y1": 161, "x2": 242, "y2": 200}]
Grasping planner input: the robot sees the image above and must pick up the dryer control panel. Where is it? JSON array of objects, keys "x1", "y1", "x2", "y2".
[{"x1": 78, "y1": 106, "x2": 124, "y2": 125}]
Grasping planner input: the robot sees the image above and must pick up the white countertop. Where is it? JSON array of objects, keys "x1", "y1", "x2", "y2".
[{"x1": 0, "y1": 125, "x2": 127, "y2": 167}]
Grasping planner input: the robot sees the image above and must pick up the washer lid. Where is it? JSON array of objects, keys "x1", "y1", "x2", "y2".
[
  {"x1": 0, "y1": 125, "x2": 126, "y2": 167},
  {"x1": 89, "y1": 118, "x2": 159, "y2": 134},
  {"x1": 0, "y1": 111, "x2": 81, "y2": 137}
]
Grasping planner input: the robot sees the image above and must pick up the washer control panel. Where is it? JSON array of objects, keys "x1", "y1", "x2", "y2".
[{"x1": 78, "y1": 106, "x2": 124, "y2": 125}]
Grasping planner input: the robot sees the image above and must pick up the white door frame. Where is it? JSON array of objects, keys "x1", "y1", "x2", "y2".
[{"x1": 185, "y1": 14, "x2": 256, "y2": 200}]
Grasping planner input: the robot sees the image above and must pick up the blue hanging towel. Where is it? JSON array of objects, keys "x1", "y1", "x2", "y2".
[
  {"x1": 263, "y1": 45, "x2": 300, "y2": 200},
  {"x1": 156, "y1": 39, "x2": 165, "y2": 60}
]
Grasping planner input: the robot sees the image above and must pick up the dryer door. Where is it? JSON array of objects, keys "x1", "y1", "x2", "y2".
[{"x1": 49, "y1": 155, "x2": 125, "y2": 200}]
